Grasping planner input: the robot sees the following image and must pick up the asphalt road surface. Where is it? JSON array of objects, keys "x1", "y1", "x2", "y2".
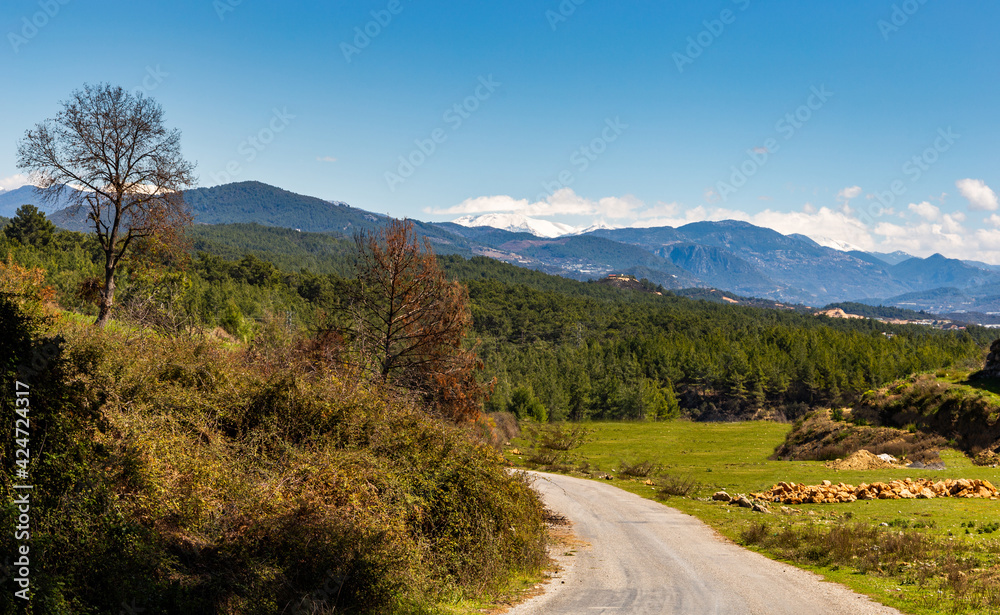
[{"x1": 507, "y1": 471, "x2": 903, "y2": 615}]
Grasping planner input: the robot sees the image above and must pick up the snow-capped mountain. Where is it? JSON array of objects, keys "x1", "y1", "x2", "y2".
[
  {"x1": 451, "y1": 213, "x2": 578, "y2": 238},
  {"x1": 806, "y1": 235, "x2": 866, "y2": 253},
  {"x1": 572, "y1": 220, "x2": 622, "y2": 235}
]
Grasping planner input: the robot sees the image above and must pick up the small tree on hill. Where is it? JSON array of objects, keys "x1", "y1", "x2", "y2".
[
  {"x1": 3, "y1": 204, "x2": 56, "y2": 247},
  {"x1": 340, "y1": 219, "x2": 487, "y2": 421},
  {"x1": 17, "y1": 83, "x2": 196, "y2": 327}
]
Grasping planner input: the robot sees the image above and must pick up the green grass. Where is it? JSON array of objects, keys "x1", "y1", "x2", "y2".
[
  {"x1": 511, "y1": 420, "x2": 1000, "y2": 614},
  {"x1": 934, "y1": 368, "x2": 1000, "y2": 402}
]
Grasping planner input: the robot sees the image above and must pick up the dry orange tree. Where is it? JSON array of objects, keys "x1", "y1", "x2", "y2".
[
  {"x1": 16, "y1": 83, "x2": 196, "y2": 327},
  {"x1": 343, "y1": 219, "x2": 487, "y2": 421}
]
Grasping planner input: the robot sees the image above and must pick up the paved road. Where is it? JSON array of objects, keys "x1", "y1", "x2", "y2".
[{"x1": 508, "y1": 472, "x2": 903, "y2": 615}]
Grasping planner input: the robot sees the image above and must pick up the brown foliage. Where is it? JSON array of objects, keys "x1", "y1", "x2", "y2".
[
  {"x1": 333, "y1": 219, "x2": 489, "y2": 421},
  {"x1": 0, "y1": 255, "x2": 56, "y2": 320}
]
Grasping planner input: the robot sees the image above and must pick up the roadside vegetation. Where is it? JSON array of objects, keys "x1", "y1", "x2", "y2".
[
  {"x1": 0, "y1": 221, "x2": 547, "y2": 614},
  {"x1": 511, "y1": 419, "x2": 1000, "y2": 614}
]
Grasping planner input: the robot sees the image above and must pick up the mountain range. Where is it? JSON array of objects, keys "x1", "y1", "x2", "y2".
[
  {"x1": 452, "y1": 213, "x2": 620, "y2": 238},
  {"x1": 0, "y1": 185, "x2": 76, "y2": 217},
  {"x1": 5, "y1": 180, "x2": 1000, "y2": 316}
]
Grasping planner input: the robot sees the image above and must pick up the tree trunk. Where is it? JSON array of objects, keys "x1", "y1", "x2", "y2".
[{"x1": 95, "y1": 266, "x2": 116, "y2": 327}]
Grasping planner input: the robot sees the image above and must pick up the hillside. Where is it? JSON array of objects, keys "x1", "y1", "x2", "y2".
[
  {"x1": 775, "y1": 344, "x2": 1000, "y2": 462},
  {"x1": 663, "y1": 243, "x2": 777, "y2": 296},
  {"x1": 185, "y1": 181, "x2": 383, "y2": 233},
  {"x1": 5, "y1": 216, "x2": 996, "y2": 426},
  {"x1": 0, "y1": 185, "x2": 76, "y2": 217},
  {"x1": 804, "y1": 368, "x2": 1000, "y2": 460},
  {"x1": 0, "y1": 292, "x2": 546, "y2": 613},
  {"x1": 823, "y1": 302, "x2": 936, "y2": 322},
  {"x1": 10, "y1": 179, "x2": 1000, "y2": 315}
]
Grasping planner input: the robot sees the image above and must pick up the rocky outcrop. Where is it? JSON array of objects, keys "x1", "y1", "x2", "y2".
[{"x1": 972, "y1": 339, "x2": 1000, "y2": 380}]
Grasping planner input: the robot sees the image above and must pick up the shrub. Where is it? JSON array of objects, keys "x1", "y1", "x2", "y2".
[
  {"x1": 618, "y1": 458, "x2": 660, "y2": 478},
  {"x1": 0, "y1": 318, "x2": 547, "y2": 614},
  {"x1": 655, "y1": 473, "x2": 699, "y2": 497},
  {"x1": 508, "y1": 386, "x2": 548, "y2": 422},
  {"x1": 520, "y1": 422, "x2": 591, "y2": 470},
  {"x1": 740, "y1": 521, "x2": 770, "y2": 545}
]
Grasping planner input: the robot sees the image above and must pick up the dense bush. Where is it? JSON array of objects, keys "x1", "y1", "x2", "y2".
[{"x1": 0, "y1": 313, "x2": 546, "y2": 614}]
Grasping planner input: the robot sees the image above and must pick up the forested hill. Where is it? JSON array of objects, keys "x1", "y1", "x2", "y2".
[
  {"x1": 185, "y1": 181, "x2": 383, "y2": 233},
  {"x1": 185, "y1": 224, "x2": 996, "y2": 421},
  {"x1": 456, "y1": 257, "x2": 993, "y2": 422},
  {"x1": 3, "y1": 218, "x2": 995, "y2": 424}
]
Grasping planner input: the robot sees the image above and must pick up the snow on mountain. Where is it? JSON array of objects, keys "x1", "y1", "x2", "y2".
[
  {"x1": 572, "y1": 220, "x2": 623, "y2": 235},
  {"x1": 451, "y1": 213, "x2": 578, "y2": 238},
  {"x1": 807, "y1": 235, "x2": 867, "y2": 252}
]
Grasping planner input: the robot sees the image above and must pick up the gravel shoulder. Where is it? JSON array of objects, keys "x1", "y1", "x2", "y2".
[{"x1": 507, "y1": 471, "x2": 904, "y2": 615}]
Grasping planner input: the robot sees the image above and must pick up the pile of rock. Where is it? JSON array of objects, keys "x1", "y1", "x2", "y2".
[
  {"x1": 711, "y1": 491, "x2": 771, "y2": 513},
  {"x1": 749, "y1": 478, "x2": 999, "y2": 505}
]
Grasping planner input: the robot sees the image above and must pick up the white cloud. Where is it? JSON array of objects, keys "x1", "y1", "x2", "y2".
[
  {"x1": 633, "y1": 203, "x2": 877, "y2": 250},
  {"x1": 873, "y1": 219, "x2": 966, "y2": 255},
  {"x1": 835, "y1": 185, "x2": 862, "y2": 214},
  {"x1": 0, "y1": 174, "x2": 31, "y2": 191},
  {"x1": 638, "y1": 201, "x2": 680, "y2": 219},
  {"x1": 940, "y1": 213, "x2": 964, "y2": 234},
  {"x1": 975, "y1": 228, "x2": 1000, "y2": 251},
  {"x1": 908, "y1": 201, "x2": 940, "y2": 221},
  {"x1": 752, "y1": 207, "x2": 875, "y2": 250},
  {"x1": 956, "y1": 178, "x2": 998, "y2": 211},
  {"x1": 595, "y1": 195, "x2": 642, "y2": 219},
  {"x1": 436, "y1": 194, "x2": 529, "y2": 215},
  {"x1": 837, "y1": 185, "x2": 862, "y2": 201},
  {"x1": 429, "y1": 188, "x2": 641, "y2": 219},
  {"x1": 316, "y1": 156, "x2": 338, "y2": 163},
  {"x1": 988, "y1": 214, "x2": 1000, "y2": 228}
]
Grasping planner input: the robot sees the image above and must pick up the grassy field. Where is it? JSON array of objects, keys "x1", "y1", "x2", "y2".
[{"x1": 510, "y1": 419, "x2": 1000, "y2": 614}]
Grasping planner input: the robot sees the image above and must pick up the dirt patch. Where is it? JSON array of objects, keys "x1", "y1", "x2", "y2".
[
  {"x1": 825, "y1": 449, "x2": 902, "y2": 470},
  {"x1": 490, "y1": 508, "x2": 582, "y2": 614},
  {"x1": 772, "y1": 408, "x2": 946, "y2": 464}
]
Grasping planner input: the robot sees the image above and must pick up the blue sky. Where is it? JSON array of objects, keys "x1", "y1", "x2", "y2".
[{"x1": 2, "y1": 0, "x2": 999, "y2": 260}]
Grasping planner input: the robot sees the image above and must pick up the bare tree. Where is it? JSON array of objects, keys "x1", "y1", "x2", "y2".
[{"x1": 16, "y1": 83, "x2": 196, "y2": 327}]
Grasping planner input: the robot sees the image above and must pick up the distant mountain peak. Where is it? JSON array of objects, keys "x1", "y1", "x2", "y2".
[
  {"x1": 573, "y1": 220, "x2": 622, "y2": 235},
  {"x1": 869, "y1": 250, "x2": 916, "y2": 266},
  {"x1": 803, "y1": 235, "x2": 866, "y2": 253},
  {"x1": 0, "y1": 184, "x2": 79, "y2": 217},
  {"x1": 451, "y1": 213, "x2": 577, "y2": 238}
]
